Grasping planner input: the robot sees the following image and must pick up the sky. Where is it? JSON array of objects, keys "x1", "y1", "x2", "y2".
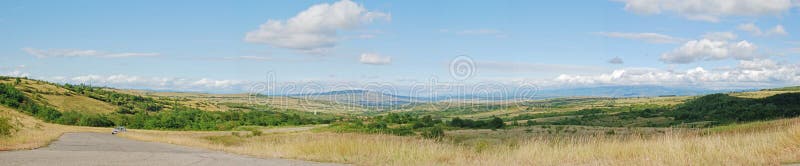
[{"x1": 1, "y1": 0, "x2": 799, "y2": 94}]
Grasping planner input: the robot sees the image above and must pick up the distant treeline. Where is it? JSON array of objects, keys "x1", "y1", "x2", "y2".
[
  {"x1": 669, "y1": 93, "x2": 800, "y2": 125},
  {"x1": 328, "y1": 112, "x2": 505, "y2": 139}
]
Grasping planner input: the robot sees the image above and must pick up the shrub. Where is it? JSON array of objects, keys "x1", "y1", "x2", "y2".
[
  {"x1": 249, "y1": 129, "x2": 263, "y2": 136},
  {"x1": 0, "y1": 117, "x2": 15, "y2": 137},
  {"x1": 488, "y1": 117, "x2": 505, "y2": 129},
  {"x1": 421, "y1": 126, "x2": 444, "y2": 140}
]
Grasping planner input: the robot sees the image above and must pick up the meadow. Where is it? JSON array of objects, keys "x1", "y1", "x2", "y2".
[{"x1": 1, "y1": 77, "x2": 800, "y2": 165}]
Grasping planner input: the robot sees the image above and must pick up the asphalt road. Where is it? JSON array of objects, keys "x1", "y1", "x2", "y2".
[{"x1": 0, "y1": 132, "x2": 342, "y2": 166}]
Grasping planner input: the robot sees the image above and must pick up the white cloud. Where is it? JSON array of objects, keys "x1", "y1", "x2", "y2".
[
  {"x1": 737, "y1": 23, "x2": 762, "y2": 35},
  {"x1": 554, "y1": 59, "x2": 800, "y2": 88},
  {"x1": 737, "y1": 23, "x2": 789, "y2": 36},
  {"x1": 738, "y1": 59, "x2": 778, "y2": 70},
  {"x1": 1, "y1": 70, "x2": 29, "y2": 77},
  {"x1": 48, "y1": 75, "x2": 248, "y2": 92},
  {"x1": 618, "y1": 0, "x2": 796, "y2": 22},
  {"x1": 359, "y1": 53, "x2": 391, "y2": 65},
  {"x1": 659, "y1": 39, "x2": 759, "y2": 64},
  {"x1": 244, "y1": 0, "x2": 390, "y2": 53},
  {"x1": 702, "y1": 32, "x2": 737, "y2": 41},
  {"x1": 608, "y1": 57, "x2": 624, "y2": 64},
  {"x1": 595, "y1": 32, "x2": 682, "y2": 44},
  {"x1": 22, "y1": 47, "x2": 159, "y2": 58},
  {"x1": 768, "y1": 25, "x2": 788, "y2": 36}
]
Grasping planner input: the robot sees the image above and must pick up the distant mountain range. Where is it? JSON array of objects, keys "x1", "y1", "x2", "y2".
[{"x1": 281, "y1": 85, "x2": 737, "y2": 106}]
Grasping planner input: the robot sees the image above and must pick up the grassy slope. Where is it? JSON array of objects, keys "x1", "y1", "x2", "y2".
[
  {"x1": 109, "y1": 88, "x2": 365, "y2": 114},
  {"x1": 0, "y1": 79, "x2": 117, "y2": 114},
  {"x1": 0, "y1": 106, "x2": 106, "y2": 150}
]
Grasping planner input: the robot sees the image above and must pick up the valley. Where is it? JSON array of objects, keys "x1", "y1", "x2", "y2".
[{"x1": 1, "y1": 76, "x2": 800, "y2": 165}]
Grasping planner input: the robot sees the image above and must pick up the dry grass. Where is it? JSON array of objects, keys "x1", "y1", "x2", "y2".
[
  {"x1": 109, "y1": 88, "x2": 363, "y2": 113},
  {"x1": 730, "y1": 90, "x2": 800, "y2": 99},
  {"x1": 119, "y1": 118, "x2": 800, "y2": 166},
  {"x1": 0, "y1": 106, "x2": 107, "y2": 150},
  {"x1": 40, "y1": 94, "x2": 117, "y2": 114}
]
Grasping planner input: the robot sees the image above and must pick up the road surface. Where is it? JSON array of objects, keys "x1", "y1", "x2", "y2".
[{"x1": 0, "y1": 132, "x2": 342, "y2": 166}]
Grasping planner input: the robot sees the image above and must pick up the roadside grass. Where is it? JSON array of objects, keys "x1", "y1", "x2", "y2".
[
  {"x1": 0, "y1": 106, "x2": 107, "y2": 150},
  {"x1": 119, "y1": 117, "x2": 800, "y2": 165}
]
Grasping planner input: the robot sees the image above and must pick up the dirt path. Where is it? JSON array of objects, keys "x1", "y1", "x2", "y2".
[{"x1": 0, "y1": 132, "x2": 343, "y2": 166}]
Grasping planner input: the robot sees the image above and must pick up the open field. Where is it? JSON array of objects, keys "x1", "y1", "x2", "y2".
[
  {"x1": 110, "y1": 89, "x2": 366, "y2": 113},
  {"x1": 117, "y1": 118, "x2": 800, "y2": 165},
  {"x1": 2, "y1": 77, "x2": 800, "y2": 165}
]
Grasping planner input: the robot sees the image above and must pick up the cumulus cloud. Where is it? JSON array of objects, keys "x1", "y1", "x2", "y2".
[
  {"x1": 244, "y1": 0, "x2": 390, "y2": 53},
  {"x1": 659, "y1": 39, "x2": 759, "y2": 64},
  {"x1": 359, "y1": 53, "x2": 391, "y2": 65},
  {"x1": 608, "y1": 57, "x2": 624, "y2": 64},
  {"x1": 554, "y1": 59, "x2": 800, "y2": 88},
  {"x1": 618, "y1": 0, "x2": 796, "y2": 22},
  {"x1": 596, "y1": 32, "x2": 683, "y2": 44},
  {"x1": 737, "y1": 23, "x2": 789, "y2": 36},
  {"x1": 22, "y1": 47, "x2": 159, "y2": 58},
  {"x1": 47, "y1": 75, "x2": 248, "y2": 92}
]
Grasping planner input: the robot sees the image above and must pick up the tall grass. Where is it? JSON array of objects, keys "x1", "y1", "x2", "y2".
[
  {"x1": 120, "y1": 118, "x2": 800, "y2": 165},
  {"x1": 0, "y1": 106, "x2": 106, "y2": 150}
]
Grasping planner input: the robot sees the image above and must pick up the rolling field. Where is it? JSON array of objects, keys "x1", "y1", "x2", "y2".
[{"x1": 1, "y1": 78, "x2": 799, "y2": 165}]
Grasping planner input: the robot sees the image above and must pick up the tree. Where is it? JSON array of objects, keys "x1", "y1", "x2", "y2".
[
  {"x1": 449, "y1": 117, "x2": 464, "y2": 127},
  {"x1": 488, "y1": 117, "x2": 505, "y2": 129}
]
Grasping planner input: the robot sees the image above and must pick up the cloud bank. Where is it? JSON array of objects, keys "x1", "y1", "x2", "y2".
[{"x1": 244, "y1": 0, "x2": 390, "y2": 54}]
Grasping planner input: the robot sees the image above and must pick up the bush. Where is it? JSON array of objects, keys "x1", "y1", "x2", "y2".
[
  {"x1": 250, "y1": 129, "x2": 262, "y2": 136},
  {"x1": 0, "y1": 117, "x2": 15, "y2": 137},
  {"x1": 488, "y1": 117, "x2": 505, "y2": 129},
  {"x1": 421, "y1": 126, "x2": 444, "y2": 140}
]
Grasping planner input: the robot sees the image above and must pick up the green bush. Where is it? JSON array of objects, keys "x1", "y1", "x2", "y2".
[
  {"x1": 0, "y1": 117, "x2": 15, "y2": 137},
  {"x1": 421, "y1": 126, "x2": 444, "y2": 139}
]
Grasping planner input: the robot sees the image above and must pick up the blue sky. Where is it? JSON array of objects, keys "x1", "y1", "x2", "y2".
[{"x1": 1, "y1": 0, "x2": 799, "y2": 93}]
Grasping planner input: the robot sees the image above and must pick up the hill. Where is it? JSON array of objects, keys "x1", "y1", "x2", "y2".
[
  {"x1": 287, "y1": 90, "x2": 418, "y2": 107},
  {"x1": 0, "y1": 78, "x2": 117, "y2": 114},
  {"x1": 0, "y1": 77, "x2": 337, "y2": 130}
]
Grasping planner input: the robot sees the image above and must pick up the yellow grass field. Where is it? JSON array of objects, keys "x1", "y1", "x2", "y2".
[
  {"x1": 117, "y1": 117, "x2": 800, "y2": 165},
  {"x1": 0, "y1": 106, "x2": 107, "y2": 150}
]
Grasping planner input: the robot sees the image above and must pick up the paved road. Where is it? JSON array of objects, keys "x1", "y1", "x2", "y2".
[{"x1": 0, "y1": 132, "x2": 342, "y2": 166}]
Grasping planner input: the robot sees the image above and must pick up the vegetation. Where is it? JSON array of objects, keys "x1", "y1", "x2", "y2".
[
  {"x1": 3, "y1": 77, "x2": 800, "y2": 164},
  {"x1": 120, "y1": 117, "x2": 800, "y2": 165},
  {"x1": 1, "y1": 82, "x2": 336, "y2": 130},
  {"x1": 669, "y1": 93, "x2": 800, "y2": 124},
  {"x1": 0, "y1": 117, "x2": 14, "y2": 137},
  {"x1": 63, "y1": 84, "x2": 167, "y2": 114},
  {"x1": 516, "y1": 93, "x2": 800, "y2": 128}
]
